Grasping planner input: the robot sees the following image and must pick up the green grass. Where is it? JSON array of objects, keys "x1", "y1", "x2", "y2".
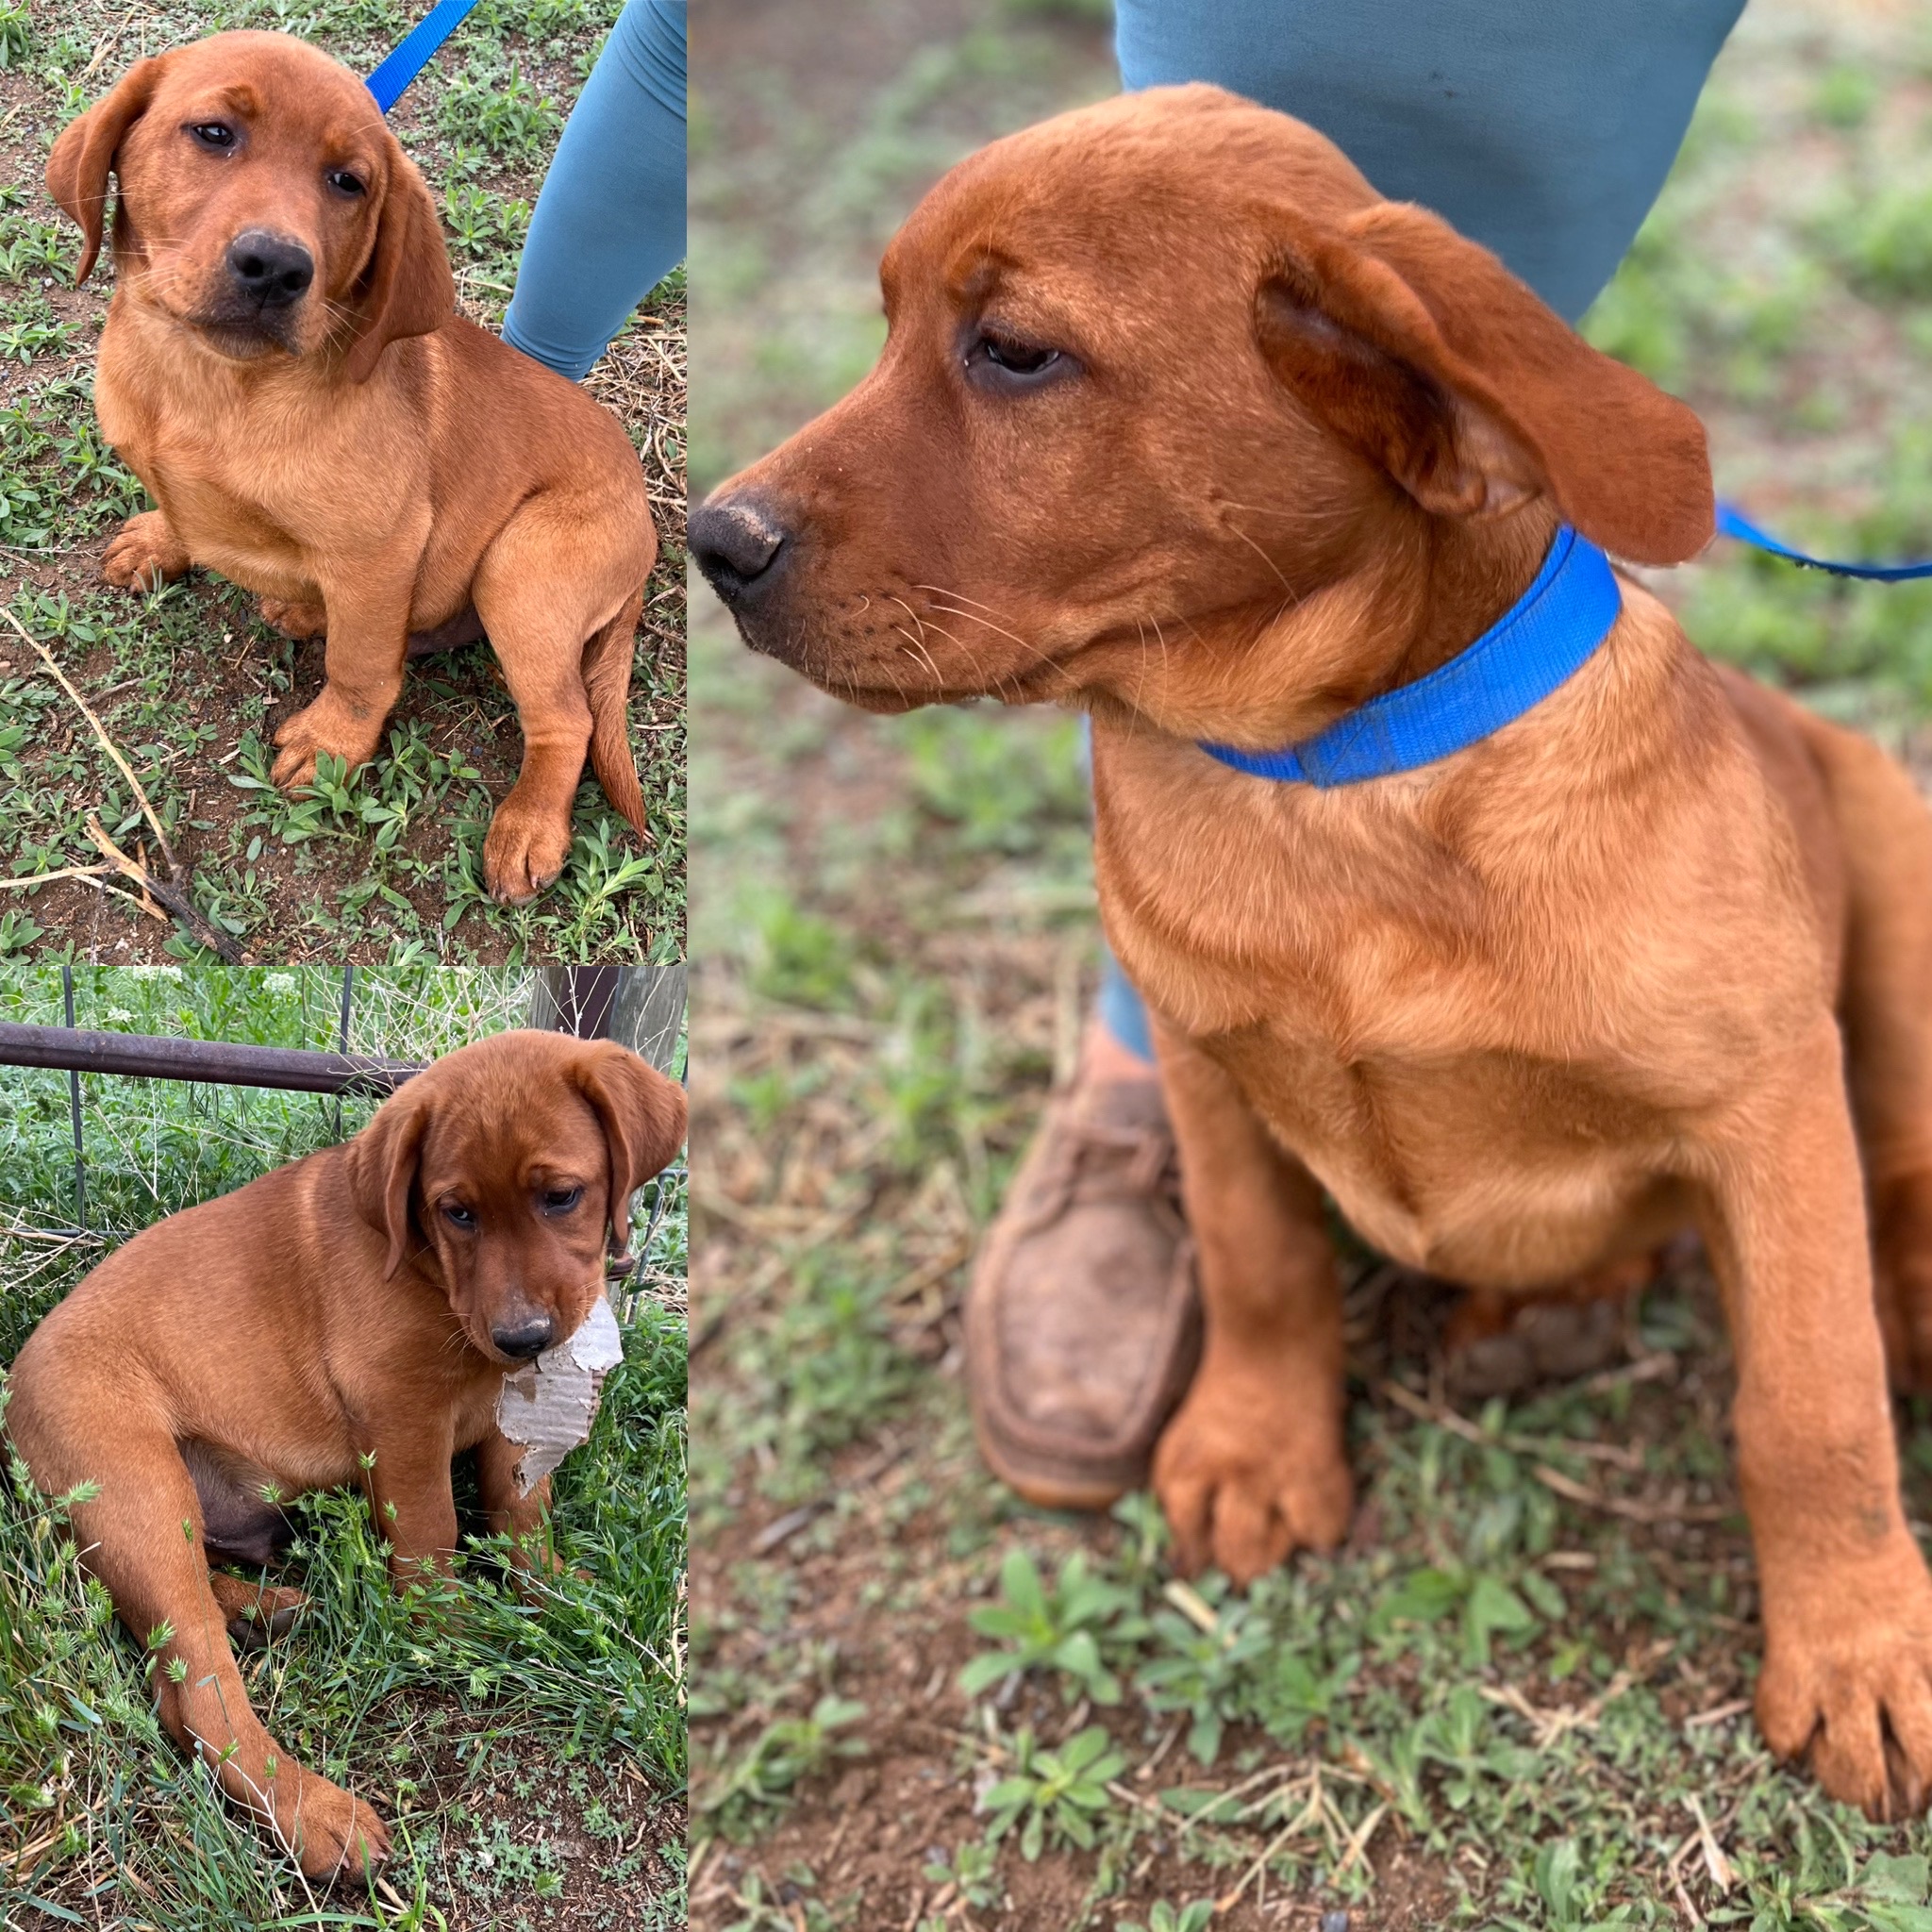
[
  {"x1": 690, "y1": 1, "x2": 1932, "y2": 1925},
  {"x1": 0, "y1": 0, "x2": 685, "y2": 965},
  {"x1": 0, "y1": 965, "x2": 687, "y2": 1928}
]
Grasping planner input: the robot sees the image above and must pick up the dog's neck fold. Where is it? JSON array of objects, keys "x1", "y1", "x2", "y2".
[{"x1": 1089, "y1": 503, "x2": 1571, "y2": 757}]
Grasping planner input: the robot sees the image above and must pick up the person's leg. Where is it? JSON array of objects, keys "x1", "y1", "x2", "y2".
[
  {"x1": 1115, "y1": 0, "x2": 1743, "y2": 325},
  {"x1": 501, "y1": 0, "x2": 687, "y2": 383},
  {"x1": 1095, "y1": 952, "x2": 1153, "y2": 1067},
  {"x1": 973, "y1": 0, "x2": 1746, "y2": 1509}
]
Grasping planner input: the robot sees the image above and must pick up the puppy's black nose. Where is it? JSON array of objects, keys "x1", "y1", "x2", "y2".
[
  {"x1": 491, "y1": 1313, "x2": 555, "y2": 1360},
  {"x1": 226, "y1": 229, "x2": 314, "y2": 307},
  {"x1": 691, "y1": 493, "x2": 788, "y2": 606}
]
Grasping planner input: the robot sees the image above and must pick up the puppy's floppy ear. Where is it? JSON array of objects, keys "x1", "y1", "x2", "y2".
[
  {"x1": 573, "y1": 1042, "x2": 689, "y2": 1245},
  {"x1": 46, "y1": 57, "x2": 163, "y2": 284},
  {"x1": 345, "y1": 1082, "x2": 431, "y2": 1279},
  {"x1": 1255, "y1": 199, "x2": 1712, "y2": 566},
  {"x1": 343, "y1": 140, "x2": 454, "y2": 383}
]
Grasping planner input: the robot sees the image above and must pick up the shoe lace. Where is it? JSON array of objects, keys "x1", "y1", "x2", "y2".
[{"x1": 1057, "y1": 1113, "x2": 1180, "y2": 1202}]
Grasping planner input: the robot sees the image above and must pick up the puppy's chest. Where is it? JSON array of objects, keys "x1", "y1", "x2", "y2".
[
  {"x1": 452, "y1": 1377, "x2": 508, "y2": 1454},
  {"x1": 155, "y1": 464, "x2": 310, "y2": 589},
  {"x1": 1218, "y1": 1017, "x2": 1685, "y2": 1276},
  {"x1": 1099, "y1": 791, "x2": 1707, "y2": 1280},
  {"x1": 95, "y1": 332, "x2": 394, "y2": 589},
  {"x1": 104, "y1": 403, "x2": 308, "y2": 573}
]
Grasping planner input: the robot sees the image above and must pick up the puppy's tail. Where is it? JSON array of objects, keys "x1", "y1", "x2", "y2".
[{"x1": 584, "y1": 590, "x2": 649, "y2": 841}]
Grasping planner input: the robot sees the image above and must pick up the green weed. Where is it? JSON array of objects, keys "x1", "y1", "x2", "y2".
[
  {"x1": 980, "y1": 1724, "x2": 1126, "y2": 1860},
  {"x1": 698, "y1": 1695, "x2": 866, "y2": 1839},
  {"x1": 960, "y1": 1547, "x2": 1137, "y2": 1706},
  {"x1": 1118, "y1": 1905, "x2": 1215, "y2": 1932}
]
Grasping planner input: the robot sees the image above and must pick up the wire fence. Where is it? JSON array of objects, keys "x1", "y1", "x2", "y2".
[{"x1": 0, "y1": 964, "x2": 689, "y2": 1273}]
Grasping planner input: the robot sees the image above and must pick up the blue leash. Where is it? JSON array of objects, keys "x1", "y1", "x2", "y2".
[
  {"x1": 1715, "y1": 499, "x2": 1932, "y2": 582},
  {"x1": 365, "y1": 0, "x2": 484, "y2": 113}
]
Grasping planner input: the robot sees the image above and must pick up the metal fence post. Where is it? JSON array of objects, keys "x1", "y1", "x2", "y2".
[
  {"x1": 532, "y1": 965, "x2": 623, "y2": 1041},
  {"x1": 332, "y1": 962, "x2": 355, "y2": 1139},
  {"x1": 61, "y1": 964, "x2": 85, "y2": 1229}
]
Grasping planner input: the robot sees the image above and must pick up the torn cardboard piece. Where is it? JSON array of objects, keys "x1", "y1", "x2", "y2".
[{"x1": 495, "y1": 1291, "x2": 626, "y2": 1495}]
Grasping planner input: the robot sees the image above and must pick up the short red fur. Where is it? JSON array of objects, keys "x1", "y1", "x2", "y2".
[
  {"x1": 7, "y1": 1030, "x2": 687, "y2": 1877},
  {"x1": 704, "y1": 85, "x2": 1932, "y2": 1821},
  {"x1": 47, "y1": 31, "x2": 658, "y2": 904}
]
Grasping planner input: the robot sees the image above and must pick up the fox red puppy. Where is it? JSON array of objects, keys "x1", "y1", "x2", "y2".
[
  {"x1": 48, "y1": 31, "x2": 657, "y2": 904},
  {"x1": 694, "y1": 85, "x2": 1932, "y2": 1821},
  {"x1": 8, "y1": 1029, "x2": 687, "y2": 1878}
]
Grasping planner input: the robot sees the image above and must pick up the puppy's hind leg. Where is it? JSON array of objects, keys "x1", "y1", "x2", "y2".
[
  {"x1": 206, "y1": 1572, "x2": 309, "y2": 1651},
  {"x1": 258, "y1": 597, "x2": 328, "y2": 641},
  {"x1": 9, "y1": 1377, "x2": 386, "y2": 1877},
  {"x1": 1812, "y1": 718, "x2": 1932, "y2": 1391},
  {"x1": 471, "y1": 512, "x2": 635, "y2": 905}
]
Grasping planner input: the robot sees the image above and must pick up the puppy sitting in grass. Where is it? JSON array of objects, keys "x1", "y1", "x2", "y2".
[
  {"x1": 696, "y1": 86, "x2": 1932, "y2": 1821},
  {"x1": 47, "y1": 31, "x2": 658, "y2": 905},
  {"x1": 7, "y1": 1029, "x2": 686, "y2": 1880}
]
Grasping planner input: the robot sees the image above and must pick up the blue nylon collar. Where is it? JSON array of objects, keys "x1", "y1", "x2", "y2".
[{"x1": 1198, "y1": 525, "x2": 1620, "y2": 787}]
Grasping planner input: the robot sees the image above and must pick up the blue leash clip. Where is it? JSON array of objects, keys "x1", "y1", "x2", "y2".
[{"x1": 365, "y1": 0, "x2": 484, "y2": 113}]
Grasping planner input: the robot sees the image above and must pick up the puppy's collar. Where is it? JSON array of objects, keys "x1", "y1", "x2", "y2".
[{"x1": 1198, "y1": 525, "x2": 1621, "y2": 787}]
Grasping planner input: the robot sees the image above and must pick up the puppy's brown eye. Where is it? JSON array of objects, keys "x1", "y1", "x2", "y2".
[
  {"x1": 541, "y1": 1186, "x2": 584, "y2": 1215},
  {"x1": 326, "y1": 170, "x2": 365, "y2": 197},
  {"x1": 982, "y1": 335, "x2": 1055, "y2": 374},
  {"x1": 188, "y1": 122, "x2": 235, "y2": 150},
  {"x1": 965, "y1": 327, "x2": 1071, "y2": 391},
  {"x1": 441, "y1": 1201, "x2": 478, "y2": 1230}
]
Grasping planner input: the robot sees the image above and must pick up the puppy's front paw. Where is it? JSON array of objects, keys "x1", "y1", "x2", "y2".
[
  {"x1": 1758, "y1": 1545, "x2": 1932, "y2": 1819},
  {"x1": 208, "y1": 1574, "x2": 308, "y2": 1652},
  {"x1": 483, "y1": 798, "x2": 572, "y2": 906},
  {"x1": 1152, "y1": 1366, "x2": 1353, "y2": 1585},
  {"x1": 102, "y1": 511, "x2": 190, "y2": 591},
  {"x1": 280, "y1": 1772, "x2": 390, "y2": 1882},
  {"x1": 272, "y1": 690, "x2": 383, "y2": 791},
  {"x1": 259, "y1": 596, "x2": 328, "y2": 641}
]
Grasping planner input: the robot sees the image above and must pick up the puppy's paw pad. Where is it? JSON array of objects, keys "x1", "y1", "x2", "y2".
[
  {"x1": 269, "y1": 738, "x2": 321, "y2": 793},
  {"x1": 101, "y1": 513, "x2": 190, "y2": 592},
  {"x1": 271, "y1": 695, "x2": 380, "y2": 792},
  {"x1": 288, "y1": 1780, "x2": 390, "y2": 1880},
  {"x1": 258, "y1": 597, "x2": 328, "y2": 640},
  {"x1": 483, "y1": 808, "x2": 571, "y2": 906},
  {"x1": 1759, "y1": 1569, "x2": 1932, "y2": 1820},
  {"x1": 1153, "y1": 1390, "x2": 1353, "y2": 1586}
]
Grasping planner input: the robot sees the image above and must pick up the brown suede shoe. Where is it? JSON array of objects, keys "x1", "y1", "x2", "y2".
[{"x1": 967, "y1": 1077, "x2": 1201, "y2": 1511}]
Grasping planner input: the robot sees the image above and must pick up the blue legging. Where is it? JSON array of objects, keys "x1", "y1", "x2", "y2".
[
  {"x1": 502, "y1": 0, "x2": 687, "y2": 383},
  {"x1": 1096, "y1": 0, "x2": 1745, "y2": 1063}
]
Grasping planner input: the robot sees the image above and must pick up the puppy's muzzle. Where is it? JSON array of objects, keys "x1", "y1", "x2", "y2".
[
  {"x1": 225, "y1": 228, "x2": 314, "y2": 308},
  {"x1": 491, "y1": 1312, "x2": 556, "y2": 1360},
  {"x1": 691, "y1": 492, "x2": 788, "y2": 610}
]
